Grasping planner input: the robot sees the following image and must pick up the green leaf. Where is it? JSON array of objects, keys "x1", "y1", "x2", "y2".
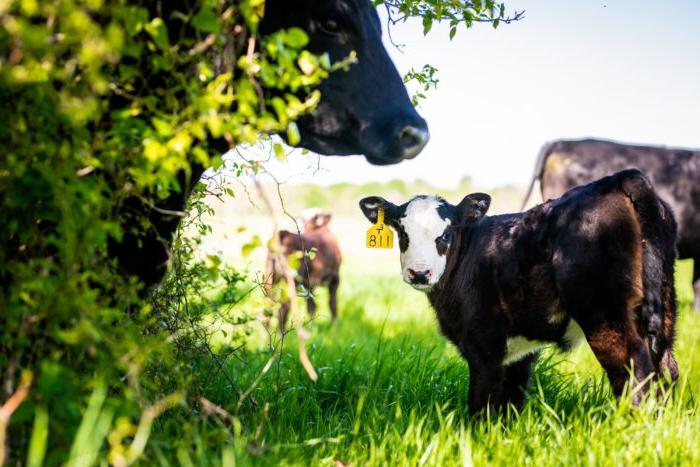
[
  {"x1": 241, "y1": 235, "x2": 262, "y2": 258},
  {"x1": 297, "y1": 50, "x2": 318, "y2": 76},
  {"x1": 273, "y1": 143, "x2": 286, "y2": 160},
  {"x1": 284, "y1": 27, "x2": 309, "y2": 48},
  {"x1": 287, "y1": 252, "x2": 301, "y2": 271},
  {"x1": 26, "y1": 405, "x2": 48, "y2": 467},
  {"x1": 287, "y1": 122, "x2": 301, "y2": 146},
  {"x1": 144, "y1": 17, "x2": 170, "y2": 51},
  {"x1": 192, "y1": 6, "x2": 220, "y2": 33},
  {"x1": 307, "y1": 248, "x2": 317, "y2": 260},
  {"x1": 151, "y1": 117, "x2": 173, "y2": 137},
  {"x1": 319, "y1": 53, "x2": 331, "y2": 70},
  {"x1": 422, "y1": 15, "x2": 433, "y2": 35}
]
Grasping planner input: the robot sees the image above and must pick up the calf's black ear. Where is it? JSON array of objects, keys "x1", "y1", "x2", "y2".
[
  {"x1": 359, "y1": 196, "x2": 398, "y2": 224},
  {"x1": 456, "y1": 193, "x2": 491, "y2": 222}
]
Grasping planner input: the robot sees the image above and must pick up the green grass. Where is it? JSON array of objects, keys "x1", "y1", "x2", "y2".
[{"x1": 148, "y1": 260, "x2": 700, "y2": 466}]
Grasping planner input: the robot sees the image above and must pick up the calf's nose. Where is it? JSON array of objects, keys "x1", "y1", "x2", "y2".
[
  {"x1": 407, "y1": 268, "x2": 431, "y2": 285},
  {"x1": 396, "y1": 122, "x2": 429, "y2": 160}
]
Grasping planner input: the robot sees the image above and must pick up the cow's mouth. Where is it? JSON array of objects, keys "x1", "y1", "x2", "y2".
[
  {"x1": 403, "y1": 276, "x2": 434, "y2": 292},
  {"x1": 410, "y1": 283, "x2": 433, "y2": 292},
  {"x1": 295, "y1": 111, "x2": 428, "y2": 165},
  {"x1": 296, "y1": 132, "x2": 408, "y2": 166},
  {"x1": 365, "y1": 153, "x2": 406, "y2": 166}
]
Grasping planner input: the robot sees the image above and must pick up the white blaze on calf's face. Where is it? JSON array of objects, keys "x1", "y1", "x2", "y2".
[{"x1": 399, "y1": 196, "x2": 451, "y2": 289}]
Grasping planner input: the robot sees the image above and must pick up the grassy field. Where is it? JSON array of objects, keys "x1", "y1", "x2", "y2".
[
  {"x1": 172, "y1": 261, "x2": 698, "y2": 467},
  {"x1": 159, "y1": 179, "x2": 700, "y2": 466}
]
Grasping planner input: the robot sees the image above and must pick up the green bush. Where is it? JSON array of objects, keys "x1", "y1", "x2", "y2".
[{"x1": 0, "y1": 0, "x2": 519, "y2": 463}]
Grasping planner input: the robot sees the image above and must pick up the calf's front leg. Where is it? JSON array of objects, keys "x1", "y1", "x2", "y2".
[
  {"x1": 463, "y1": 346, "x2": 535, "y2": 415},
  {"x1": 501, "y1": 354, "x2": 536, "y2": 410},
  {"x1": 278, "y1": 301, "x2": 291, "y2": 333},
  {"x1": 464, "y1": 344, "x2": 506, "y2": 415},
  {"x1": 306, "y1": 290, "x2": 317, "y2": 317}
]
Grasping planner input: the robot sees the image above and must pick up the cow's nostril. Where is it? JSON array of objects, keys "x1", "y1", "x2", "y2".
[
  {"x1": 408, "y1": 269, "x2": 431, "y2": 285},
  {"x1": 398, "y1": 125, "x2": 429, "y2": 160}
]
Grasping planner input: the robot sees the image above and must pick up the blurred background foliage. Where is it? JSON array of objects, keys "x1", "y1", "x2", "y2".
[{"x1": 0, "y1": 0, "x2": 517, "y2": 464}]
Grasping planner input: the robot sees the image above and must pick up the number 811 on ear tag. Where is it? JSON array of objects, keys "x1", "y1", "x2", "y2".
[{"x1": 366, "y1": 208, "x2": 394, "y2": 249}]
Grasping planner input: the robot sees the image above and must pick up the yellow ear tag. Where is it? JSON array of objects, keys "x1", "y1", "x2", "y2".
[{"x1": 365, "y1": 207, "x2": 394, "y2": 249}]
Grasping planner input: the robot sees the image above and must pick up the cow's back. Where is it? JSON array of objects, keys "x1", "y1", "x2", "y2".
[{"x1": 540, "y1": 139, "x2": 700, "y2": 258}]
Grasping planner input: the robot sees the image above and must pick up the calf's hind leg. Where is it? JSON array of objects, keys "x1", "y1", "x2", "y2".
[
  {"x1": 585, "y1": 320, "x2": 655, "y2": 405},
  {"x1": 654, "y1": 272, "x2": 679, "y2": 386},
  {"x1": 328, "y1": 276, "x2": 339, "y2": 322}
]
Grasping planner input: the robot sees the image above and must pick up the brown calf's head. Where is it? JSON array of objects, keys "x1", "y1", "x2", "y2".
[
  {"x1": 278, "y1": 230, "x2": 304, "y2": 256},
  {"x1": 297, "y1": 208, "x2": 333, "y2": 232}
]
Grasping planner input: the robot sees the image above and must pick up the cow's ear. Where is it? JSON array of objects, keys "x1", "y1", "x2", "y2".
[
  {"x1": 359, "y1": 196, "x2": 398, "y2": 224},
  {"x1": 314, "y1": 213, "x2": 331, "y2": 228},
  {"x1": 456, "y1": 193, "x2": 491, "y2": 222},
  {"x1": 278, "y1": 230, "x2": 294, "y2": 243}
]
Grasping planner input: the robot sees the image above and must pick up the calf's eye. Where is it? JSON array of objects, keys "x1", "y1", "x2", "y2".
[{"x1": 435, "y1": 231, "x2": 452, "y2": 255}]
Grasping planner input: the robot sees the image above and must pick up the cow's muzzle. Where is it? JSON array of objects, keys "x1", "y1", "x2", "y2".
[
  {"x1": 397, "y1": 124, "x2": 429, "y2": 160},
  {"x1": 405, "y1": 268, "x2": 434, "y2": 291},
  {"x1": 363, "y1": 117, "x2": 430, "y2": 165}
]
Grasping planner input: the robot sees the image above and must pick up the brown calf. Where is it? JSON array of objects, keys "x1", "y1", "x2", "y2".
[{"x1": 268, "y1": 212, "x2": 342, "y2": 331}]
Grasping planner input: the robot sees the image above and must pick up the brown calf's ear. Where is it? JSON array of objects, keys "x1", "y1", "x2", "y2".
[
  {"x1": 314, "y1": 213, "x2": 332, "y2": 228},
  {"x1": 278, "y1": 230, "x2": 294, "y2": 243},
  {"x1": 359, "y1": 196, "x2": 397, "y2": 224},
  {"x1": 456, "y1": 193, "x2": 491, "y2": 222}
]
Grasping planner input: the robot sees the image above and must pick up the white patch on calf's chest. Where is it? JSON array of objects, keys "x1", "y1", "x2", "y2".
[
  {"x1": 562, "y1": 318, "x2": 585, "y2": 349},
  {"x1": 502, "y1": 319, "x2": 586, "y2": 366},
  {"x1": 502, "y1": 336, "x2": 548, "y2": 366}
]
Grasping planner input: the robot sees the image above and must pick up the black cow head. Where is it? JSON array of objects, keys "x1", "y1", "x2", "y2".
[
  {"x1": 359, "y1": 193, "x2": 491, "y2": 289},
  {"x1": 261, "y1": 0, "x2": 429, "y2": 165}
]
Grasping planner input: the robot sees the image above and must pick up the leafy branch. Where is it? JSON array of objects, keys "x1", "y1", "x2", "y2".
[{"x1": 381, "y1": 0, "x2": 525, "y2": 37}]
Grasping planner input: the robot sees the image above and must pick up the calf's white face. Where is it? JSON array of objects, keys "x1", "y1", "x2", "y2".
[
  {"x1": 398, "y1": 197, "x2": 452, "y2": 289},
  {"x1": 359, "y1": 193, "x2": 491, "y2": 292}
]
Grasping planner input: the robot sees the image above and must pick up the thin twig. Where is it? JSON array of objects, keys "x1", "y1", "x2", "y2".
[
  {"x1": 200, "y1": 397, "x2": 236, "y2": 425},
  {"x1": 251, "y1": 176, "x2": 318, "y2": 382},
  {"x1": 0, "y1": 372, "x2": 32, "y2": 466}
]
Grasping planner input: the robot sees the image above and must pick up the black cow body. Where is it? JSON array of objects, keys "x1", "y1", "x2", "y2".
[
  {"x1": 362, "y1": 170, "x2": 679, "y2": 414},
  {"x1": 522, "y1": 138, "x2": 700, "y2": 311},
  {"x1": 112, "y1": 0, "x2": 428, "y2": 291}
]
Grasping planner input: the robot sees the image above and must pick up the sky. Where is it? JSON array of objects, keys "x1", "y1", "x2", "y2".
[{"x1": 236, "y1": 0, "x2": 700, "y2": 189}]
